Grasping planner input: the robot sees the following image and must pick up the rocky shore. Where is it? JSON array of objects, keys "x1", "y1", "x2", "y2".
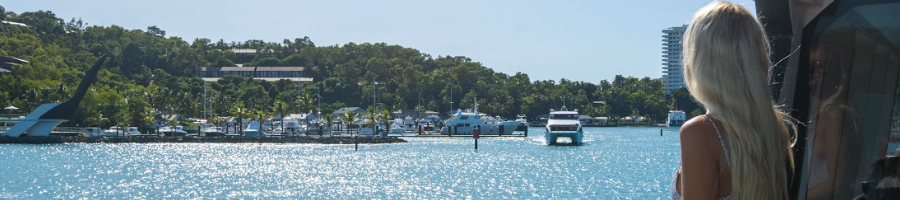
[{"x1": 0, "y1": 136, "x2": 406, "y2": 144}]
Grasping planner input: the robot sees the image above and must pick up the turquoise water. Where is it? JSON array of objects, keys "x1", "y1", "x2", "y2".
[{"x1": 0, "y1": 127, "x2": 682, "y2": 199}]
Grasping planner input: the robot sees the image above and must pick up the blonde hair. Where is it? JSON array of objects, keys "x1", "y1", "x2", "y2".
[{"x1": 683, "y1": 1, "x2": 794, "y2": 199}]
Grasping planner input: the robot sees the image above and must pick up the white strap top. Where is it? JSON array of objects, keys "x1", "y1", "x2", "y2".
[{"x1": 671, "y1": 116, "x2": 732, "y2": 200}]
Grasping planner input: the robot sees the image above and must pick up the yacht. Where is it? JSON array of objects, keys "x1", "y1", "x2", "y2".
[
  {"x1": 515, "y1": 115, "x2": 529, "y2": 131},
  {"x1": 159, "y1": 126, "x2": 187, "y2": 137},
  {"x1": 359, "y1": 127, "x2": 376, "y2": 136},
  {"x1": 103, "y1": 126, "x2": 123, "y2": 137},
  {"x1": 389, "y1": 119, "x2": 405, "y2": 134},
  {"x1": 203, "y1": 126, "x2": 227, "y2": 137},
  {"x1": 402, "y1": 116, "x2": 417, "y2": 133},
  {"x1": 439, "y1": 100, "x2": 519, "y2": 135},
  {"x1": 262, "y1": 119, "x2": 275, "y2": 135},
  {"x1": 305, "y1": 119, "x2": 330, "y2": 136},
  {"x1": 83, "y1": 127, "x2": 103, "y2": 137},
  {"x1": 666, "y1": 110, "x2": 686, "y2": 127},
  {"x1": 125, "y1": 127, "x2": 142, "y2": 136},
  {"x1": 243, "y1": 121, "x2": 262, "y2": 137},
  {"x1": 417, "y1": 115, "x2": 442, "y2": 134},
  {"x1": 278, "y1": 116, "x2": 304, "y2": 136},
  {"x1": 545, "y1": 106, "x2": 583, "y2": 145}
]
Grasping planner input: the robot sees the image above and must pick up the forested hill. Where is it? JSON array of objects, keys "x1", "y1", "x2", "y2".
[{"x1": 0, "y1": 6, "x2": 697, "y2": 128}]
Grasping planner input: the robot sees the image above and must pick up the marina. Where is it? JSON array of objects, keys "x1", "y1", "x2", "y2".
[{"x1": 2, "y1": 0, "x2": 897, "y2": 198}]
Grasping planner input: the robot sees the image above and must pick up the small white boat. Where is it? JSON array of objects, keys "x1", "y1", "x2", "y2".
[
  {"x1": 545, "y1": 106, "x2": 583, "y2": 145},
  {"x1": 305, "y1": 120, "x2": 331, "y2": 136},
  {"x1": 281, "y1": 116, "x2": 304, "y2": 136},
  {"x1": 83, "y1": 127, "x2": 104, "y2": 137},
  {"x1": 203, "y1": 126, "x2": 227, "y2": 137},
  {"x1": 159, "y1": 126, "x2": 188, "y2": 136},
  {"x1": 515, "y1": 115, "x2": 529, "y2": 131},
  {"x1": 125, "y1": 127, "x2": 142, "y2": 136},
  {"x1": 103, "y1": 126, "x2": 122, "y2": 137},
  {"x1": 667, "y1": 110, "x2": 686, "y2": 127},
  {"x1": 402, "y1": 116, "x2": 417, "y2": 133},
  {"x1": 389, "y1": 119, "x2": 405, "y2": 134},
  {"x1": 243, "y1": 121, "x2": 262, "y2": 137},
  {"x1": 359, "y1": 127, "x2": 375, "y2": 136},
  {"x1": 417, "y1": 115, "x2": 441, "y2": 134}
]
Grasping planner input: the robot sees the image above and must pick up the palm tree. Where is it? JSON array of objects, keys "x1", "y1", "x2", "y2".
[
  {"x1": 230, "y1": 103, "x2": 249, "y2": 136},
  {"x1": 364, "y1": 106, "x2": 377, "y2": 129},
  {"x1": 272, "y1": 100, "x2": 288, "y2": 135},
  {"x1": 254, "y1": 109, "x2": 266, "y2": 138},
  {"x1": 323, "y1": 113, "x2": 334, "y2": 137},
  {"x1": 296, "y1": 93, "x2": 314, "y2": 113},
  {"x1": 341, "y1": 111, "x2": 358, "y2": 135},
  {"x1": 379, "y1": 109, "x2": 391, "y2": 132}
]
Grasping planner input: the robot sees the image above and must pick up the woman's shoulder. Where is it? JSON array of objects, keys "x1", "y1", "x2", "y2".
[{"x1": 679, "y1": 115, "x2": 721, "y2": 148}]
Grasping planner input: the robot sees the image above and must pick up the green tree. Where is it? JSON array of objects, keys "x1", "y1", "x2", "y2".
[
  {"x1": 230, "y1": 103, "x2": 250, "y2": 136},
  {"x1": 341, "y1": 111, "x2": 358, "y2": 135},
  {"x1": 272, "y1": 100, "x2": 288, "y2": 134},
  {"x1": 323, "y1": 114, "x2": 334, "y2": 137}
]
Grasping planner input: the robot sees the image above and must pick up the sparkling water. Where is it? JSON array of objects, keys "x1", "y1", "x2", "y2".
[{"x1": 0, "y1": 127, "x2": 682, "y2": 199}]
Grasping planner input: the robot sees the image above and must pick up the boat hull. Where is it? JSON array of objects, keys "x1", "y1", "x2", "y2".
[
  {"x1": 545, "y1": 131, "x2": 583, "y2": 145},
  {"x1": 439, "y1": 121, "x2": 519, "y2": 135}
]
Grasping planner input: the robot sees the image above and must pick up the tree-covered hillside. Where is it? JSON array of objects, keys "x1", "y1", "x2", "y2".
[{"x1": 0, "y1": 6, "x2": 697, "y2": 129}]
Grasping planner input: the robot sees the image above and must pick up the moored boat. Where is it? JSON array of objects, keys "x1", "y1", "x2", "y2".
[
  {"x1": 515, "y1": 115, "x2": 529, "y2": 131},
  {"x1": 243, "y1": 121, "x2": 262, "y2": 137},
  {"x1": 439, "y1": 100, "x2": 519, "y2": 135},
  {"x1": 203, "y1": 126, "x2": 227, "y2": 137}
]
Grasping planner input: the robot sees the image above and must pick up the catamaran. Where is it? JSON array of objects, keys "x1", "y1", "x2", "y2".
[{"x1": 545, "y1": 106, "x2": 583, "y2": 145}]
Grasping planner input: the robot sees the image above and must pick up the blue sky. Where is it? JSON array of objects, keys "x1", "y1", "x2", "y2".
[{"x1": 4, "y1": 0, "x2": 756, "y2": 83}]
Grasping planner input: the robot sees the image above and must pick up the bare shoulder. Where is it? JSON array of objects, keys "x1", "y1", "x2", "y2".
[{"x1": 679, "y1": 115, "x2": 719, "y2": 149}]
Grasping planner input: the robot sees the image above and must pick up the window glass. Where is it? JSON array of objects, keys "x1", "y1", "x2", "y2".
[{"x1": 802, "y1": 2, "x2": 900, "y2": 199}]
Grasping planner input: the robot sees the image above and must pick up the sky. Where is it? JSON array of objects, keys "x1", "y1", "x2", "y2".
[{"x1": 4, "y1": 0, "x2": 756, "y2": 83}]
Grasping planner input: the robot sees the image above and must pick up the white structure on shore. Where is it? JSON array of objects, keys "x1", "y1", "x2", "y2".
[{"x1": 662, "y1": 25, "x2": 687, "y2": 94}]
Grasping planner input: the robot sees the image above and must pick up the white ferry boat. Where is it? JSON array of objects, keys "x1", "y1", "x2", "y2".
[
  {"x1": 666, "y1": 110, "x2": 686, "y2": 127},
  {"x1": 545, "y1": 107, "x2": 583, "y2": 145}
]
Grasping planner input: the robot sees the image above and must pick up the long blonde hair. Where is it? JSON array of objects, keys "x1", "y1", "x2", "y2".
[{"x1": 683, "y1": 2, "x2": 794, "y2": 199}]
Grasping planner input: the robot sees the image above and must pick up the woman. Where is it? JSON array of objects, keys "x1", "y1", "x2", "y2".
[{"x1": 671, "y1": 1, "x2": 794, "y2": 200}]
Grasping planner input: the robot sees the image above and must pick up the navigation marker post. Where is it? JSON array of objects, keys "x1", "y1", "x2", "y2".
[{"x1": 474, "y1": 125, "x2": 480, "y2": 150}]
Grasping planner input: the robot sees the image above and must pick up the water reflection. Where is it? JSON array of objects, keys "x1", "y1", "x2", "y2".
[{"x1": 0, "y1": 127, "x2": 681, "y2": 199}]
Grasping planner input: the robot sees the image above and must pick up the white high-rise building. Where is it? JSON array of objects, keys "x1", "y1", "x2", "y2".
[{"x1": 662, "y1": 25, "x2": 687, "y2": 94}]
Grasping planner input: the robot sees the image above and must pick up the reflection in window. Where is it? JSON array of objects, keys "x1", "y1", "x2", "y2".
[{"x1": 801, "y1": 1, "x2": 900, "y2": 199}]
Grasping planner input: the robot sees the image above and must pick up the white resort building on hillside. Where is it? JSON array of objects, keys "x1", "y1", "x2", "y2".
[
  {"x1": 662, "y1": 25, "x2": 687, "y2": 95},
  {"x1": 197, "y1": 66, "x2": 313, "y2": 82}
]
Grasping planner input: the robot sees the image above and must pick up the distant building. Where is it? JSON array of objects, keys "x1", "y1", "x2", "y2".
[
  {"x1": 229, "y1": 48, "x2": 271, "y2": 63},
  {"x1": 662, "y1": 25, "x2": 687, "y2": 94},
  {"x1": 1, "y1": 21, "x2": 28, "y2": 27},
  {"x1": 197, "y1": 66, "x2": 313, "y2": 82}
]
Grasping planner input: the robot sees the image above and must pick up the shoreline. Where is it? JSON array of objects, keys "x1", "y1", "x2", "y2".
[{"x1": 0, "y1": 136, "x2": 407, "y2": 144}]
